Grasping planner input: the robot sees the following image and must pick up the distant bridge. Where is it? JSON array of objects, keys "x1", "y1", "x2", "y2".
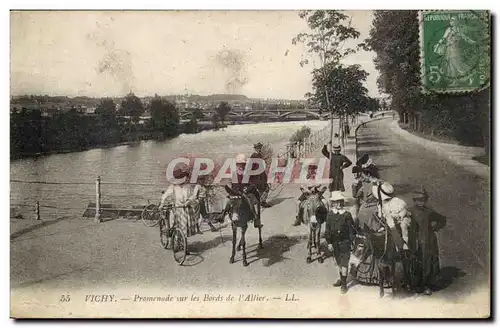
[
  {"x1": 177, "y1": 108, "x2": 392, "y2": 123},
  {"x1": 179, "y1": 108, "x2": 327, "y2": 121}
]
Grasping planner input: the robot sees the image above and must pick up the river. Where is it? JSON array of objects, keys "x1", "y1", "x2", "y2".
[{"x1": 10, "y1": 120, "x2": 331, "y2": 218}]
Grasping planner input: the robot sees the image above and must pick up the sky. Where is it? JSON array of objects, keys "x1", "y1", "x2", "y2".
[{"x1": 10, "y1": 10, "x2": 380, "y2": 100}]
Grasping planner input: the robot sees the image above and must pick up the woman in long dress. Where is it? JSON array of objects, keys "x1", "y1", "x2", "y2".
[
  {"x1": 351, "y1": 165, "x2": 384, "y2": 285},
  {"x1": 163, "y1": 164, "x2": 199, "y2": 237}
]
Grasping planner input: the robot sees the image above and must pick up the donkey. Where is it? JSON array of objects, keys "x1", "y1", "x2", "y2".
[
  {"x1": 224, "y1": 185, "x2": 263, "y2": 267},
  {"x1": 298, "y1": 185, "x2": 328, "y2": 264},
  {"x1": 351, "y1": 222, "x2": 404, "y2": 297}
]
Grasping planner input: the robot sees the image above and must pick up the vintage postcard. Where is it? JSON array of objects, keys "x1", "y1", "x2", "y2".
[{"x1": 9, "y1": 10, "x2": 491, "y2": 318}]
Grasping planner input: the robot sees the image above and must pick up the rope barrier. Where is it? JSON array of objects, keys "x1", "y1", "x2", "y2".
[
  {"x1": 100, "y1": 182, "x2": 161, "y2": 186},
  {"x1": 38, "y1": 205, "x2": 86, "y2": 210},
  {"x1": 10, "y1": 179, "x2": 94, "y2": 185},
  {"x1": 10, "y1": 203, "x2": 34, "y2": 208}
]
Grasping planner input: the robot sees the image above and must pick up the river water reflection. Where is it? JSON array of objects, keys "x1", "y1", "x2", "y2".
[{"x1": 10, "y1": 120, "x2": 331, "y2": 218}]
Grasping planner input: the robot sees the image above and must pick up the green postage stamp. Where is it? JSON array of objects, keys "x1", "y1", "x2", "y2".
[{"x1": 419, "y1": 10, "x2": 490, "y2": 93}]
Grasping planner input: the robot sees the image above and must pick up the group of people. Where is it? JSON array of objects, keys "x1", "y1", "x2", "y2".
[
  {"x1": 160, "y1": 142, "x2": 272, "y2": 237},
  {"x1": 351, "y1": 153, "x2": 447, "y2": 295},
  {"x1": 295, "y1": 141, "x2": 446, "y2": 296},
  {"x1": 160, "y1": 137, "x2": 446, "y2": 297},
  {"x1": 160, "y1": 163, "x2": 218, "y2": 236}
]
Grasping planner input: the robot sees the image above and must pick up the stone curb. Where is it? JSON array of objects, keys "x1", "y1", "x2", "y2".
[{"x1": 388, "y1": 120, "x2": 489, "y2": 180}]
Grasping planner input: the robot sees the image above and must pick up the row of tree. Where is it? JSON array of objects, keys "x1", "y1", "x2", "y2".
[
  {"x1": 11, "y1": 93, "x2": 234, "y2": 159},
  {"x1": 365, "y1": 10, "x2": 490, "y2": 155},
  {"x1": 293, "y1": 10, "x2": 379, "y2": 142},
  {"x1": 292, "y1": 10, "x2": 489, "y2": 159}
]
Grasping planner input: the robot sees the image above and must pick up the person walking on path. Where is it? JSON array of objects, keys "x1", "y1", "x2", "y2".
[
  {"x1": 355, "y1": 164, "x2": 380, "y2": 231},
  {"x1": 250, "y1": 142, "x2": 271, "y2": 208},
  {"x1": 321, "y1": 142, "x2": 352, "y2": 194},
  {"x1": 325, "y1": 191, "x2": 356, "y2": 294},
  {"x1": 407, "y1": 186, "x2": 447, "y2": 295}
]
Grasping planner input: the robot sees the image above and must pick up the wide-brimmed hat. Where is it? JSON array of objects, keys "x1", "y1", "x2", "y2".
[
  {"x1": 172, "y1": 163, "x2": 190, "y2": 180},
  {"x1": 253, "y1": 142, "x2": 263, "y2": 149},
  {"x1": 235, "y1": 153, "x2": 247, "y2": 164},
  {"x1": 412, "y1": 186, "x2": 429, "y2": 200},
  {"x1": 372, "y1": 182, "x2": 394, "y2": 200},
  {"x1": 329, "y1": 191, "x2": 344, "y2": 201},
  {"x1": 357, "y1": 154, "x2": 369, "y2": 167},
  {"x1": 332, "y1": 144, "x2": 341, "y2": 151}
]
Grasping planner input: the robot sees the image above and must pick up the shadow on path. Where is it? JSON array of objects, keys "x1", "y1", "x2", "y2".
[
  {"x1": 434, "y1": 266, "x2": 467, "y2": 292},
  {"x1": 267, "y1": 196, "x2": 293, "y2": 207},
  {"x1": 189, "y1": 235, "x2": 227, "y2": 254},
  {"x1": 10, "y1": 216, "x2": 72, "y2": 241},
  {"x1": 246, "y1": 234, "x2": 301, "y2": 267}
]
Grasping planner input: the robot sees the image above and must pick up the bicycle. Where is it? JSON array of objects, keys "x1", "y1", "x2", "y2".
[
  {"x1": 159, "y1": 204, "x2": 189, "y2": 265},
  {"x1": 141, "y1": 202, "x2": 162, "y2": 227}
]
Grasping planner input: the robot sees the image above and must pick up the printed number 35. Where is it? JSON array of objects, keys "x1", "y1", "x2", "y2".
[
  {"x1": 60, "y1": 294, "x2": 71, "y2": 302},
  {"x1": 429, "y1": 66, "x2": 443, "y2": 83}
]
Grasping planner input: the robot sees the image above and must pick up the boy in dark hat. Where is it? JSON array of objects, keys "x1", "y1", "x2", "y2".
[
  {"x1": 408, "y1": 186, "x2": 447, "y2": 295},
  {"x1": 321, "y1": 143, "x2": 352, "y2": 194}
]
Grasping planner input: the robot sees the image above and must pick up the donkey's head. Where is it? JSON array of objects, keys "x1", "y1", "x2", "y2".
[
  {"x1": 351, "y1": 234, "x2": 369, "y2": 266},
  {"x1": 301, "y1": 185, "x2": 328, "y2": 228}
]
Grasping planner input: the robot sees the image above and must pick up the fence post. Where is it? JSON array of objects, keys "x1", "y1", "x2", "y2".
[
  {"x1": 35, "y1": 201, "x2": 40, "y2": 220},
  {"x1": 95, "y1": 176, "x2": 102, "y2": 223}
]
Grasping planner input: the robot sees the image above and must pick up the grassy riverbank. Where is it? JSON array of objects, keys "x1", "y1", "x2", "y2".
[{"x1": 10, "y1": 120, "x2": 230, "y2": 161}]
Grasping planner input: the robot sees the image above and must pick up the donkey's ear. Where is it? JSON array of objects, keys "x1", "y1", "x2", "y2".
[
  {"x1": 318, "y1": 185, "x2": 327, "y2": 194},
  {"x1": 300, "y1": 186, "x2": 306, "y2": 193}
]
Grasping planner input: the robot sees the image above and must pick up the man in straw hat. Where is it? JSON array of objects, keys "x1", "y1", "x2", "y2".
[
  {"x1": 408, "y1": 186, "x2": 446, "y2": 295},
  {"x1": 325, "y1": 191, "x2": 356, "y2": 294},
  {"x1": 321, "y1": 142, "x2": 352, "y2": 195}
]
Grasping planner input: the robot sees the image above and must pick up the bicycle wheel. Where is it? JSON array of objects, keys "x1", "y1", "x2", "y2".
[
  {"x1": 141, "y1": 204, "x2": 160, "y2": 227},
  {"x1": 171, "y1": 227, "x2": 188, "y2": 265},
  {"x1": 159, "y1": 217, "x2": 171, "y2": 249}
]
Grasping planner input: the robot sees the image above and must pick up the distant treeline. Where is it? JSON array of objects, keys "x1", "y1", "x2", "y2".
[
  {"x1": 10, "y1": 93, "x2": 231, "y2": 160},
  {"x1": 11, "y1": 93, "x2": 251, "y2": 104}
]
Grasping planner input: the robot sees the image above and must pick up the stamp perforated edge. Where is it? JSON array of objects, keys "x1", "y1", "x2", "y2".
[{"x1": 418, "y1": 9, "x2": 491, "y2": 95}]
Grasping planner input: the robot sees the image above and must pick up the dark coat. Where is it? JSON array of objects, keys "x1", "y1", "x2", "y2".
[
  {"x1": 225, "y1": 174, "x2": 261, "y2": 226},
  {"x1": 325, "y1": 210, "x2": 355, "y2": 267},
  {"x1": 321, "y1": 145, "x2": 352, "y2": 192},
  {"x1": 408, "y1": 205, "x2": 446, "y2": 284},
  {"x1": 250, "y1": 151, "x2": 269, "y2": 191},
  {"x1": 325, "y1": 210, "x2": 355, "y2": 246}
]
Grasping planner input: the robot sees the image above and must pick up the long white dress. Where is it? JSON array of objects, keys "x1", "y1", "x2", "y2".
[{"x1": 162, "y1": 184, "x2": 199, "y2": 237}]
